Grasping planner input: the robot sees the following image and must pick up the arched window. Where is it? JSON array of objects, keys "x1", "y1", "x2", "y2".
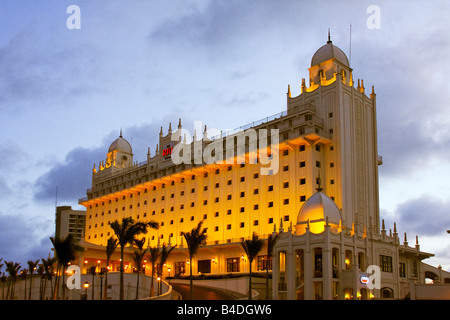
[
  {"x1": 381, "y1": 287, "x2": 394, "y2": 299},
  {"x1": 332, "y1": 248, "x2": 339, "y2": 278},
  {"x1": 314, "y1": 247, "x2": 323, "y2": 278}
]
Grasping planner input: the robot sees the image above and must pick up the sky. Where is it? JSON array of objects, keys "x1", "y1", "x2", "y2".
[{"x1": 1, "y1": 0, "x2": 450, "y2": 272}]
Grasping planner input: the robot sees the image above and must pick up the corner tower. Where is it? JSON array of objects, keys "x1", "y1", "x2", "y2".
[{"x1": 288, "y1": 34, "x2": 381, "y2": 233}]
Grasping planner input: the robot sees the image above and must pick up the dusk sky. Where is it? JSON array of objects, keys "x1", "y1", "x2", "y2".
[{"x1": 1, "y1": 0, "x2": 450, "y2": 271}]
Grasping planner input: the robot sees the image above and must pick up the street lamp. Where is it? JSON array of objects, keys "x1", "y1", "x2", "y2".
[
  {"x1": 167, "y1": 267, "x2": 171, "y2": 284},
  {"x1": 99, "y1": 270, "x2": 105, "y2": 300},
  {"x1": 83, "y1": 282, "x2": 89, "y2": 300}
]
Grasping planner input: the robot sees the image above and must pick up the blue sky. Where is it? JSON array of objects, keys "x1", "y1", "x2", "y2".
[{"x1": 1, "y1": 0, "x2": 450, "y2": 271}]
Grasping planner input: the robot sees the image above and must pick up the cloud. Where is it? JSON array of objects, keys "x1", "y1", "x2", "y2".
[
  {"x1": 32, "y1": 119, "x2": 177, "y2": 204},
  {"x1": 385, "y1": 196, "x2": 450, "y2": 237},
  {"x1": 0, "y1": 211, "x2": 53, "y2": 265}
]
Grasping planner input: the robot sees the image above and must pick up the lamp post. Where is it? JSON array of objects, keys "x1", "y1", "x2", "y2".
[
  {"x1": 89, "y1": 266, "x2": 96, "y2": 300},
  {"x1": 167, "y1": 267, "x2": 171, "y2": 284},
  {"x1": 99, "y1": 270, "x2": 105, "y2": 300},
  {"x1": 83, "y1": 282, "x2": 89, "y2": 300}
]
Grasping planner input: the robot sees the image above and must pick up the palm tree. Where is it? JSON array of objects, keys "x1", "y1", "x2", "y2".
[
  {"x1": 40, "y1": 256, "x2": 55, "y2": 300},
  {"x1": 157, "y1": 243, "x2": 176, "y2": 295},
  {"x1": 147, "y1": 246, "x2": 160, "y2": 297},
  {"x1": 104, "y1": 236, "x2": 118, "y2": 300},
  {"x1": 27, "y1": 259, "x2": 40, "y2": 300},
  {"x1": 5, "y1": 261, "x2": 21, "y2": 300},
  {"x1": 266, "y1": 232, "x2": 279, "y2": 299},
  {"x1": 241, "y1": 233, "x2": 264, "y2": 300},
  {"x1": 50, "y1": 234, "x2": 84, "y2": 300},
  {"x1": 132, "y1": 237, "x2": 146, "y2": 299},
  {"x1": 110, "y1": 217, "x2": 158, "y2": 300},
  {"x1": 181, "y1": 220, "x2": 208, "y2": 300}
]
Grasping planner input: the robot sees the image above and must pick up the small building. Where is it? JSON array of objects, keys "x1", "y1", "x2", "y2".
[{"x1": 55, "y1": 206, "x2": 86, "y2": 243}]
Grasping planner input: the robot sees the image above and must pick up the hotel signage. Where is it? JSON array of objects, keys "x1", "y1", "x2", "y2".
[{"x1": 162, "y1": 143, "x2": 174, "y2": 160}]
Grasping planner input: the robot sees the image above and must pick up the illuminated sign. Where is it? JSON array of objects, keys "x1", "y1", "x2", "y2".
[
  {"x1": 360, "y1": 276, "x2": 370, "y2": 285},
  {"x1": 162, "y1": 143, "x2": 174, "y2": 160}
]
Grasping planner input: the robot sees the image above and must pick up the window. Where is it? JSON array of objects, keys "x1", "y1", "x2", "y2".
[
  {"x1": 300, "y1": 195, "x2": 306, "y2": 202},
  {"x1": 283, "y1": 165, "x2": 289, "y2": 172},
  {"x1": 240, "y1": 191, "x2": 245, "y2": 197},
  {"x1": 253, "y1": 173, "x2": 259, "y2": 179},
  {"x1": 240, "y1": 207, "x2": 245, "y2": 212},
  {"x1": 253, "y1": 204, "x2": 259, "y2": 210},
  {"x1": 300, "y1": 145, "x2": 305, "y2": 152},
  {"x1": 227, "y1": 224, "x2": 231, "y2": 230},
  {"x1": 240, "y1": 176, "x2": 245, "y2": 182},
  {"x1": 227, "y1": 209, "x2": 232, "y2": 215},
  {"x1": 268, "y1": 218, "x2": 273, "y2": 224},
  {"x1": 380, "y1": 255, "x2": 393, "y2": 273},
  {"x1": 254, "y1": 188, "x2": 259, "y2": 195},
  {"x1": 268, "y1": 185, "x2": 273, "y2": 192},
  {"x1": 227, "y1": 179, "x2": 232, "y2": 185},
  {"x1": 257, "y1": 255, "x2": 272, "y2": 271},
  {"x1": 283, "y1": 215, "x2": 289, "y2": 221},
  {"x1": 283, "y1": 199, "x2": 289, "y2": 205},
  {"x1": 316, "y1": 161, "x2": 321, "y2": 168},
  {"x1": 253, "y1": 220, "x2": 259, "y2": 226},
  {"x1": 399, "y1": 263, "x2": 406, "y2": 278},
  {"x1": 283, "y1": 149, "x2": 289, "y2": 156},
  {"x1": 283, "y1": 182, "x2": 289, "y2": 188},
  {"x1": 300, "y1": 178, "x2": 306, "y2": 185},
  {"x1": 299, "y1": 161, "x2": 306, "y2": 168},
  {"x1": 268, "y1": 201, "x2": 273, "y2": 208},
  {"x1": 227, "y1": 194, "x2": 232, "y2": 200},
  {"x1": 240, "y1": 222, "x2": 244, "y2": 228},
  {"x1": 198, "y1": 260, "x2": 211, "y2": 274},
  {"x1": 227, "y1": 258, "x2": 240, "y2": 272},
  {"x1": 330, "y1": 162, "x2": 334, "y2": 168}
]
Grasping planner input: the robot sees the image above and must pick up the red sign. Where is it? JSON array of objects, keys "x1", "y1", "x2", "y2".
[{"x1": 162, "y1": 145, "x2": 174, "y2": 159}]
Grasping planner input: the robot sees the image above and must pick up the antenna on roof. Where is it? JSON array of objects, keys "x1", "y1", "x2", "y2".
[{"x1": 327, "y1": 28, "x2": 332, "y2": 43}]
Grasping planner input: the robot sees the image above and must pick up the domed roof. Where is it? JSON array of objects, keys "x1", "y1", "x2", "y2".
[
  {"x1": 296, "y1": 191, "x2": 341, "y2": 234},
  {"x1": 311, "y1": 39, "x2": 349, "y2": 68},
  {"x1": 108, "y1": 131, "x2": 132, "y2": 154}
]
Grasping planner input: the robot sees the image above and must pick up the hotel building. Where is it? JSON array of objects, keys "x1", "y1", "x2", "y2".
[{"x1": 77, "y1": 36, "x2": 449, "y2": 299}]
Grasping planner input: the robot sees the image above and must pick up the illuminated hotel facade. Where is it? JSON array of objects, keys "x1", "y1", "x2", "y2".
[{"x1": 77, "y1": 37, "x2": 450, "y2": 299}]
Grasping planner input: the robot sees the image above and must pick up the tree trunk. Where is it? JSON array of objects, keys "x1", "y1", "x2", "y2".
[
  {"x1": 28, "y1": 274, "x2": 33, "y2": 300},
  {"x1": 119, "y1": 246, "x2": 124, "y2": 300},
  {"x1": 150, "y1": 263, "x2": 154, "y2": 297},
  {"x1": 248, "y1": 260, "x2": 252, "y2": 300},
  {"x1": 189, "y1": 256, "x2": 194, "y2": 300},
  {"x1": 135, "y1": 270, "x2": 140, "y2": 300}
]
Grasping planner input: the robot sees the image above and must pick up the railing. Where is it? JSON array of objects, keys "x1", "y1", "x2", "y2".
[{"x1": 209, "y1": 109, "x2": 287, "y2": 141}]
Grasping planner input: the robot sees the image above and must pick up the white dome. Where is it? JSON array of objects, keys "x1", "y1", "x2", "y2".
[
  {"x1": 296, "y1": 191, "x2": 341, "y2": 234},
  {"x1": 311, "y1": 41, "x2": 349, "y2": 68},
  {"x1": 108, "y1": 133, "x2": 132, "y2": 154}
]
